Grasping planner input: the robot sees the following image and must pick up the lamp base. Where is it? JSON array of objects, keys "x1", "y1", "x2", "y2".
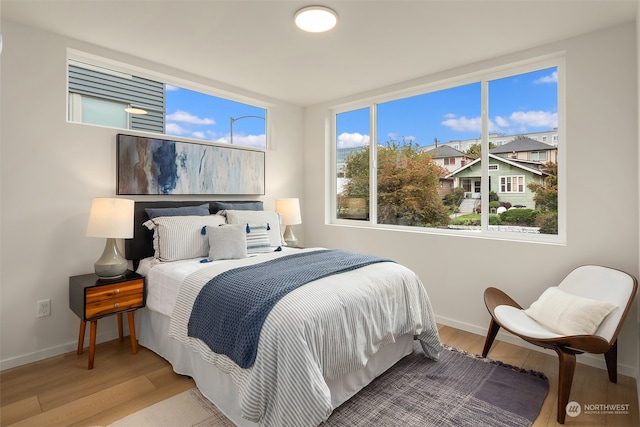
[
  {"x1": 283, "y1": 225, "x2": 298, "y2": 248},
  {"x1": 94, "y1": 238, "x2": 128, "y2": 279}
]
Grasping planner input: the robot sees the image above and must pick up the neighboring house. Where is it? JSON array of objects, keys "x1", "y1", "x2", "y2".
[
  {"x1": 490, "y1": 136, "x2": 558, "y2": 163},
  {"x1": 423, "y1": 145, "x2": 475, "y2": 198},
  {"x1": 423, "y1": 145, "x2": 476, "y2": 173},
  {"x1": 446, "y1": 154, "x2": 549, "y2": 209}
]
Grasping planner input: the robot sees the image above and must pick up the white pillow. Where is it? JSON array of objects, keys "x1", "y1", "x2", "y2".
[
  {"x1": 222, "y1": 210, "x2": 284, "y2": 246},
  {"x1": 143, "y1": 215, "x2": 226, "y2": 261},
  {"x1": 524, "y1": 286, "x2": 618, "y2": 336},
  {"x1": 206, "y1": 224, "x2": 247, "y2": 260},
  {"x1": 246, "y1": 223, "x2": 272, "y2": 254}
]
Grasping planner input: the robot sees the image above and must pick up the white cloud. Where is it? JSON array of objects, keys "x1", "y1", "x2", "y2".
[
  {"x1": 534, "y1": 71, "x2": 558, "y2": 84},
  {"x1": 166, "y1": 110, "x2": 215, "y2": 125},
  {"x1": 494, "y1": 116, "x2": 510, "y2": 128},
  {"x1": 192, "y1": 131, "x2": 205, "y2": 139},
  {"x1": 166, "y1": 123, "x2": 187, "y2": 135},
  {"x1": 440, "y1": 115, "x2": 481, "y2": 133},
  {"x1": 509, "y1": 110, "x2": 558, "y2": 128},
  {"x1": 165, "y1": 84, "x2": 180, "y2": 91},
  {"x1": 337, "y1": 132, "x2": 370, "y2": 149},
  {"x1": 228, "y1": 133, "x2": 266, "y2": 148},
  {"x1": 442, "y1": 110, "x2": 557, "y2": 137}
]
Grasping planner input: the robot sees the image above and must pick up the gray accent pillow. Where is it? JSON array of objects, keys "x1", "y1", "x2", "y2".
[
  {"x1": 207, "y1": 224, "x2": 248, "y2": 260},
  {"x1": 145, "y1": 203, "x2": 210, "y2": 219},
  {"x1": 212, "y1": 201, "x2": 263, "y2": 213}
]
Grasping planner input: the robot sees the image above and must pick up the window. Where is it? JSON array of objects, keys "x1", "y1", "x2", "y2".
[
  {"x1": 67, "y1": 53, "x2": 268, "y2": 149},
  {"x1": 530, "y1": 151, "x2": 547, "y2": 161},
  {"x1": 500, "y1": 176, "x2": 525, "y2": 193},
  {"x1": 333, "y1": 58, "x2": 562, "y2": 241}
]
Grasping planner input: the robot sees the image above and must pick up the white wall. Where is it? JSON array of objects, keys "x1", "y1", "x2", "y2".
[
  {"x1": 304, "y1": 23, "x2": 639, "y2": 376},
  {"x1": 0, "y1": 21, "x2": 304, "y2": 370}
]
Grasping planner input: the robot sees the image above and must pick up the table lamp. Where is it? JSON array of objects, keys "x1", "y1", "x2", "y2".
[
  {"x1": 86, "y1": 198, "x2": 134, "y2": 279},
  {"x1": 275, "y1": 198, "x2": 302, "y2": 247}
]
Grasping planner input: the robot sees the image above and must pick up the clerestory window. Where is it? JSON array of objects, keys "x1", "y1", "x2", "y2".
[{"x1": 67, "y1": 51, "x2": 268, "y2": 150}]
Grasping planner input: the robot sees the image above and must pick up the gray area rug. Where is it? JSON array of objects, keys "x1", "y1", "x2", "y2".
[
  {"x1": 321, "y1": 342, "x2": 548, "y2": 426},
  {"x1": 110, "y1": 343, "x2": 548, "y2": 427}
]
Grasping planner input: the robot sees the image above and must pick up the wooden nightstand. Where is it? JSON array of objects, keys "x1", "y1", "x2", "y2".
[{"x1": 69, "y1": 270, "x2": 145, "y2": 369}]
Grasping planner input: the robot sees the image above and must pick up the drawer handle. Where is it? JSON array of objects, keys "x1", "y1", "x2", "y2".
[
  {"x1": 114, "y1": 303, "x2": 120, "y2": 308},
  {"x1": 114, "y1": 288, "x2": 120, "y2": 294}
]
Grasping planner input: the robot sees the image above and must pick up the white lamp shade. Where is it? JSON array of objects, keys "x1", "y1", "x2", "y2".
[
  {"x1": 86, "y1": 198, "x2": 134, "y2": 238},
  {"x1": 275, "y1": 198, "x2": 302, "y2": 225}
]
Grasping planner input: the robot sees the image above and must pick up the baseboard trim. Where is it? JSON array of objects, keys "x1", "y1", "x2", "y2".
[
  {"x1": 0, "y1": 328, "x2": 123, "y2": 371},
  {"x1": 435, "y1": 315, "x2": 637, "y2": 378}
]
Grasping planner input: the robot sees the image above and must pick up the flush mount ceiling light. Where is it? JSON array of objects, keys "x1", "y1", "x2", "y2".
[{"x1": 294, "y1": 6, "x2": 338, "y2": 33}]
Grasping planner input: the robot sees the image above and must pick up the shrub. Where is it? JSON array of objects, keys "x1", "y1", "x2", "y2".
[
  {"x1": 499, "y1": 208, "x2": 537, "y2": 226},
  {"x1": 489, "y1": 201, "x2": 501, "y2": 209},
  {"x1": 488, "y1": 214, "x2": 501, "y2": 225},
  {"x1": 535, "y1": 211, "x2": 558, "y2": 234}
]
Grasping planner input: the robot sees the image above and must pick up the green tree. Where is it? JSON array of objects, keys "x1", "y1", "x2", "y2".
[
  {"x1": 528, "y1": 162, "x2": 558, "y2": 211},
  {"x1": 342, "y1": 140, "x2": 450, "y2": 227},
  {"x1": 465, "y1": 141, "x2": 496, "y2": 158}
]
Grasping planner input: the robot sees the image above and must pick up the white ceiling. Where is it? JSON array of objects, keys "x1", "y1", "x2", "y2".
[{"x1": 2, "y1": 0, "x2": 638, "y2": 106}]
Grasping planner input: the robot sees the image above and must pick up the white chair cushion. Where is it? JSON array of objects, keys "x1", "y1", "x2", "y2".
[
  {"x1": 494, "y1": 305, "x2": 564, "y2": 339},
  {"x1": 524, "y1": 286, "x2": 617, "y2": 336}
]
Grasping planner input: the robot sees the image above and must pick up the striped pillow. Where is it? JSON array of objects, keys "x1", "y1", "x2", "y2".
[
  {"x1": 143, "y1": 215, "x2": 226, "y2": 261},
  {"x1": 246, "y1": 224, "x2": 272, "y2": 254}
]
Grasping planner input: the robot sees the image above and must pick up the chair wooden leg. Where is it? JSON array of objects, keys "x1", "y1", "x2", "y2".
[
  {"x1": 604, "y1": 340, "x2": 618, "y2": 383},
  {"x1": 555, "y1": 349, "x2": 577, "y2": 424},
  {"x1": 482, "y1": 318, "x2": 500, "y2": 357}
]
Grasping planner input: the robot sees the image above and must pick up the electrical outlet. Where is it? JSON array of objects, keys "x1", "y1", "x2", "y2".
[{"x1": 37, "y1": 299, "x2": 51, "y2": 317}]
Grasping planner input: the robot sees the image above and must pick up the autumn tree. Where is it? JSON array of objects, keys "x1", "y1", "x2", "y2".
[{"x1": 341, "y1": 140, "x2": 450, "y2": 227}]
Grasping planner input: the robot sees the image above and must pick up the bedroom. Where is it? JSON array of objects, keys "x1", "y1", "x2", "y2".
[{"x1": 1, "y1": 0, "x2": 639, "y2": 426}]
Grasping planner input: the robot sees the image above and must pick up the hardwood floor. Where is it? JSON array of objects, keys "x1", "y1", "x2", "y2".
[{"x1": 1, "y1": 325, "x2": 637, "y2": 426}]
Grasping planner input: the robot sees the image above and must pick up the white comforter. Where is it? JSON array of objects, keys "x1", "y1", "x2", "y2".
[{"x1": 165, "y1": 248, "x2": 441, "y2": 427}]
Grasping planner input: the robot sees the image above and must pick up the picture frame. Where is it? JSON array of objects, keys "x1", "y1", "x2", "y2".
[{"x1": 116, "y1": 134, "x2": 265, "y2": 195}]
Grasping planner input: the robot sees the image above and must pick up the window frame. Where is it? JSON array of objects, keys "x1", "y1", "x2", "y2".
[
  {"x1": 331, "y1": 54, "x2": 565, "y2": 244},
  {"x1": 500, "y1": 175, "x2": 526, "y2": 193},
  {"x1": 66, "y1": 49, "x2": 272, "y2": 151}
]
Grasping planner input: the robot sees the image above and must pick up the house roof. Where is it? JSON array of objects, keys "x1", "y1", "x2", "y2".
[
  {"x1": 2, "y1": 1, "x2": 636, "y2": 106},
  {"x1": 423, "y1": 145, "x2": 474, "y2": 159},
  {"x1": 445, "y1": 154, "x2": 546, "y2": 179},
  {"x1": 490, "y1": 136, "x2": 556, "y2": 154}
]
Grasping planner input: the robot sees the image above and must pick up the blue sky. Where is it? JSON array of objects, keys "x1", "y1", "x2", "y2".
[
  {"x1": 336, "y1": 67, "x2": 558, "y2": 149},
  {"x1": 162, "y1": 67, "x2": 557, "y2": 151},
  {"x1": 165, "y1": 85, "x2": 267, "y2": 148}
]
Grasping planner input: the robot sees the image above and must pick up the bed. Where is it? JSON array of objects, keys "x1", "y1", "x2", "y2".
[{"x1": 127, "y1": 201, "x2": 441, "y2": 427}]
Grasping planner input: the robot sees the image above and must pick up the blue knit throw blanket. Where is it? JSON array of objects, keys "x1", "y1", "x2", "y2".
[{"x1": 187, "y1": 249, "x2": 394, "y2": 368}]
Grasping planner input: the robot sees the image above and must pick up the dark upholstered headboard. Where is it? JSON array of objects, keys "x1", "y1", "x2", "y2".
[{"x1": 125, "y1": 200, "x2": 263, "y2": 264}]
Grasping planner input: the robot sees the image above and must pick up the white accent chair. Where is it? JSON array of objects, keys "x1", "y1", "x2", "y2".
[{"x1": 482, "y1": 265, "x2": 637, "y2": 424}]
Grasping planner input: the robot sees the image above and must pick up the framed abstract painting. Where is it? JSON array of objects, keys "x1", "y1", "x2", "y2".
[{"x1": 117, "y1": 134, "x2": 265, "y2": 195}]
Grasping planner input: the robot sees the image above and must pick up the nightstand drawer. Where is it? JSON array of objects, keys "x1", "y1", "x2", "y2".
[
  {"x1": 85, "y1": 293, "x2": 144, "y2": 318},
  {"x1": 85, "y1": 279, "x2": 144, "y2": 304}
]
